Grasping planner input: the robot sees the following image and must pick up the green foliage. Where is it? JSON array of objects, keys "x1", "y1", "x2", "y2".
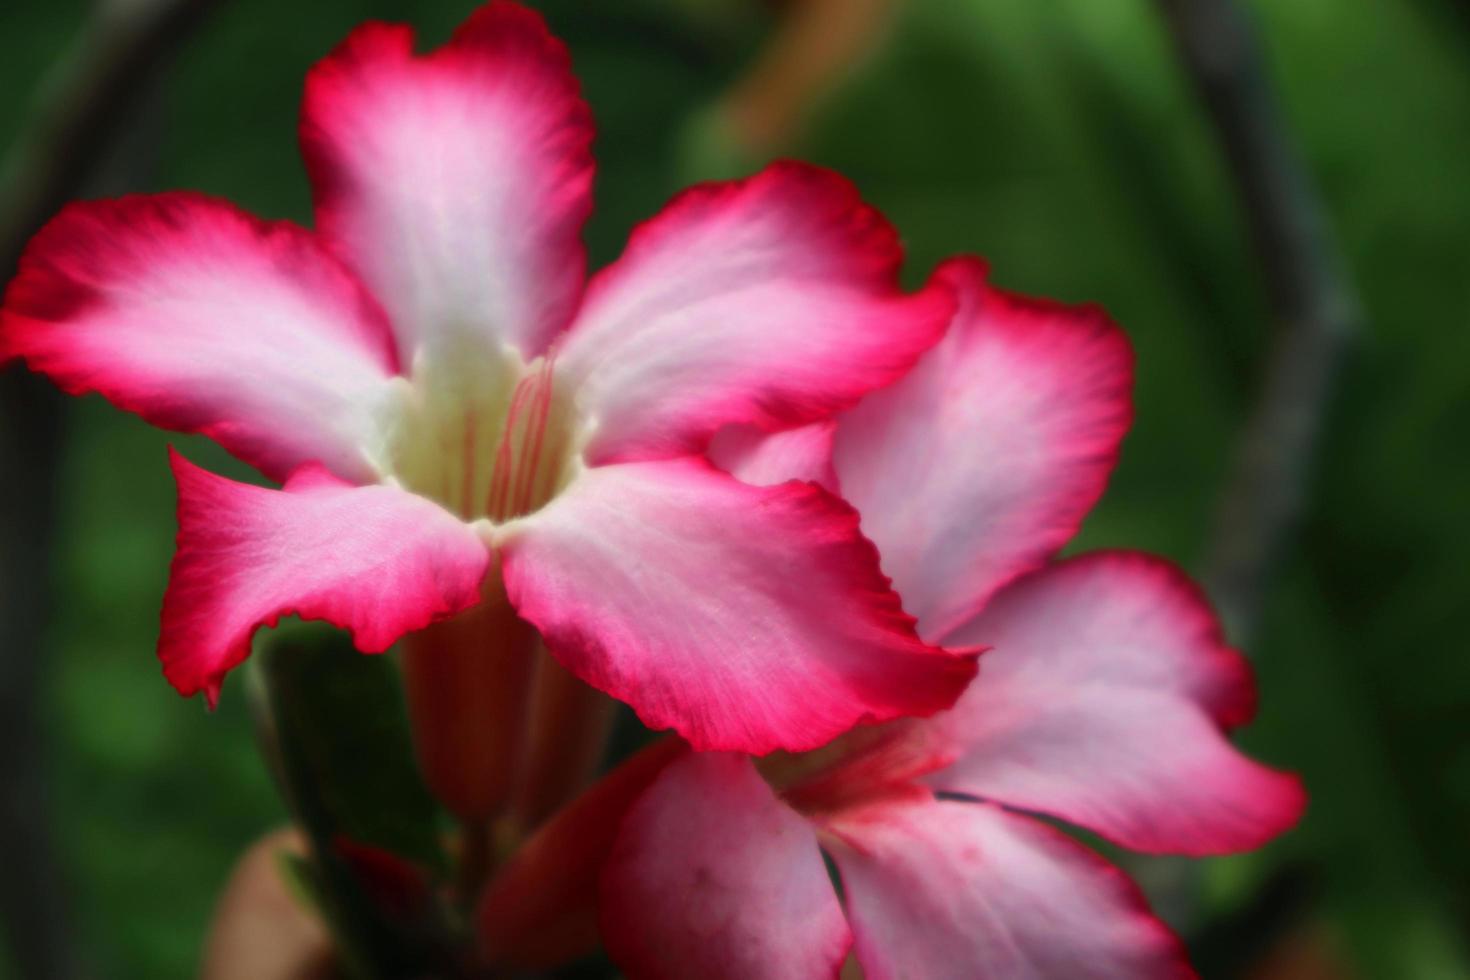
[
  {"x1": 250, "y1": 630, "x2": 455, "y2": 977},
  {"x1": 251, "y1": 631, "x2": 447, "y2": 874}
]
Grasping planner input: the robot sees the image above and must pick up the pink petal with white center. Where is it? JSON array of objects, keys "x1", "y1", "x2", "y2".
[
  {"x1": 821, "y1": 789, "x2": 1195, "y2": 980},
  {"x1": 833, "y1": 257, "x2": 1133, "y2": 639},
  {"x1": 708, "y1": 420, "x2": 839, "y2": 490},
  {"x1": 926, "y1": 552, "x2": 1305, "y2": 855},
  {"x1": 601, "y1": 752, "x2": 850, "y2": 980},
  {"x1": 497, "y1": 457, "x2": 977, "y2": 755},
  {"x1": 558, "y1": 162, "x2": 954, "y2": 465},
  {"x1": 301, "y1": 1, "x2": 594, "y2": 362},
  {"x1": 162, "y1": 450, "x2": 490, "y2": 705},
  {"x1": 0, "y1": 194, "x2": 398, "y2": 483}
]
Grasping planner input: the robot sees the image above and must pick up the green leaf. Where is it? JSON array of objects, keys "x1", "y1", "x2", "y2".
[
  {"x1": 251, "y1": 628, "x2": 447, "y2": 871},
  {"x1": 249, "y1": 627, "x2": 456, "y2": 978}
]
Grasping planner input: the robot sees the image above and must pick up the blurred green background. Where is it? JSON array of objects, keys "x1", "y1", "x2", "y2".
[{"x1": 1, "y1": 0, "x2": 1467, "y2": 976}]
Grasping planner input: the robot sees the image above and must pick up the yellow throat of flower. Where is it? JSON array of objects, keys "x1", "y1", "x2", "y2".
[{"x1": 380, "y1": 346, "x2": 584, "y2": 523}]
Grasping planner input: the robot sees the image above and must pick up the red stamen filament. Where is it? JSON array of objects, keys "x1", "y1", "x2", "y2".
[
  {"x1": 513, "y1": 359, "x2": 556, "y2": 516},
  {"x1": 485, "y1": 361, "x2": 558, "y2": 522}
]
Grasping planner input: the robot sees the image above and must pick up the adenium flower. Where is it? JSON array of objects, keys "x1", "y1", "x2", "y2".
[
  {"x1": 568, "y1": 260, "x2": 1306, "y2": 979},
  {"x1": 0, "y1": 2, "x2": 978, "y2": 759}
]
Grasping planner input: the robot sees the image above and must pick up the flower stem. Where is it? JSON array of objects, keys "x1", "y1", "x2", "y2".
[
  {"x1": 455, "y1": 818, "x2": 494, "y2": 909},
  {"x1": 401, "y1": 571, "x2": 540, "y2": 823}
]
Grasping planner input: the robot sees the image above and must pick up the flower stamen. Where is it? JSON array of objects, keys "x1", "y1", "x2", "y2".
[{"x1": 485, "y1": 357, "x2": 564, "y2": 523}]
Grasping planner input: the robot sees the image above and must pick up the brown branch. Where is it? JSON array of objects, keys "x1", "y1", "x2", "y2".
[
  {"x1": 1138, "y1": 0, "x2": 1363, "y2": 937},
  {"x1": 0, "y1": 0, "x2": 223, "y2": 271},
  {"x1": 1156, "y1": 0, "x2": 1363, "y2": 643},
  {"x1": 0, "y1": 1, "x2": 224, "y2": 976}
]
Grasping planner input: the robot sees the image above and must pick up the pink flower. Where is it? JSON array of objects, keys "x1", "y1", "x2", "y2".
[
  {"x1": 590, "y1": 260, "x2": 1307, "y2": 979},
  {"x1": 0, "y1": 1, "x2": 978, "y2": 755}
]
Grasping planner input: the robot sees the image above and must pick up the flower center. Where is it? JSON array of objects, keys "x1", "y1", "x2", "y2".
[
  {"x1": 382, "y1": 348, "x2": 582, "y2": 522},
  {"x1": 484, "y1": 356, "x2": 567, "y2": 522}
]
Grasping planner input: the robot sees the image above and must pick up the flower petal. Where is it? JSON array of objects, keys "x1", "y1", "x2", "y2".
[
  {"x1": 821, "y1": 789, "x2": 1195, "y2": 980},
  {"x1": 0, "y1": 194, "x2": 399, "y2": 482},
  {"x1": 162, "y1": 450, "x2": 490, "y2": 704},
  {"x1": 301, "y1": 1, "x2": 594, "y2": 362},
  {"x1": 832, "y1": 257, "x2": 1133, "y2": 639},
  {"x1": 559, "y1": 162, "x2": 954, "y2": 465},
  {"x1": 600, "y1": 752, "x2": 851, "y2": 980},
  {"x1": 497, "y1": 457, "x2": 977, "y2": 754},
  {"x1": 926, "y1": 552, "x2": 1305, "y2": 855},
  {"x1": 707, "y1": 420, "x2": 839, "y2": 490},
  {"x1": 477, "y1": 738, "x2": 686, "y2": 971}
]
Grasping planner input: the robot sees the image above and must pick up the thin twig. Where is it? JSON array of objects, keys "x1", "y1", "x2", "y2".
[
  {"x1": 721, "y1": 0, "x2": 901, "y2": 156},
  {"x1": 1155, "y1": 0, "x2": 1363, "y2": 643},
  {"x1": 0, "y1": 1, "x2": 224, "y2": 976},
  {"x1": 685, "y1": 0, "x2": 903, "y2": 175}
]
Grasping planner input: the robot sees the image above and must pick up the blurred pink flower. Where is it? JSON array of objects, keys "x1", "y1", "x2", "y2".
[
  {"x1": 0, "y1": 1, "x2": 977, "y2": 755},
  {"x1": 593, "y1": 259, "x2": 1306, "y2": 979}
]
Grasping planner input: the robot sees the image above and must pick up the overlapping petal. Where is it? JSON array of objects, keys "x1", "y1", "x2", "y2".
[
  {"x1": 162, "y1": 450, "x2": 490, "y2": 705},
  {"x1": 559, "y1": 162, "x2": 955, "y2": 465},
  {"x1": 301, "y1": 1, "x2": 594, "y2": 363},
  {"x1": 478, "y1": 738, "x2": 686, "y2": 970},
  {"x1": 497, "y1": 457, "x2": 977, "y2": 754},
  {"x1": 833, "y1": 257, "x2": 1133, "y2": 639},
  {"x1": 0, "y1": 193, "x2": 399, "y2": 482},
  {"x1": 707, "y1": 420, "x2": 838, "y2": 490},
  {"x1": 820, "y1": 788, "x2": 1195, "y2": 980},
  {"x1": 600, "y1": 752, "x2": 851, "y2": 980},
  {"x1": 924, "y1": 553, "x2": 1305, "y2": 855}
]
